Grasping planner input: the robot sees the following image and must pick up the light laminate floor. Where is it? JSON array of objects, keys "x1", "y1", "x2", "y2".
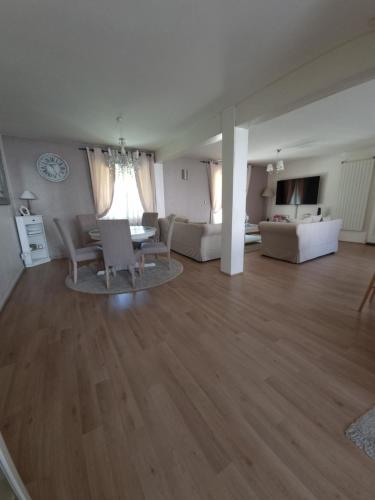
[{"x1": 0, "y1": 242, "x2": 374, "y2": 500}]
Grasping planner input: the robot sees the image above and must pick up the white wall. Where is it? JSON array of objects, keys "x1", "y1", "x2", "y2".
[
  {"x1": 0, "y1": 136, "x2": 23, "y2": 310},
  {"x1": 266, "y1": 149, "x2": 375, "y2": 243},
  {"x1": 2, "y1": 136, "x2": 95, "y2": 258},
  {"x1": 163, "y1": 158, "x2": 211, "y2": 222}
]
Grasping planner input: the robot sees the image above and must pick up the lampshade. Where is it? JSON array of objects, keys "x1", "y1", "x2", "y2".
[
  {"x1": 20, "y1": 190, "x2": 37, "y2": 200},
  {"x1": 262, "y1": 186, "x2": 274, "y2": 198},
  {"x1": 266, "y1": 163, "x2": 274, "y2": 173},
  {"x1": 276, "y1": 160, "x2": 285, "y2": 172}
]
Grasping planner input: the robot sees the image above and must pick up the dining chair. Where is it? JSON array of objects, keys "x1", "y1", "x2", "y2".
[
  {"x1": 98, "y1": 219, "x2": 142, "y2": 289},
  {"x1": 358, "y1": 272, "x2": 375, "y2": 312},
  {"x1": 140, "y1": 214, "x2": 176, "y2": 269},
  {"x1": 54, "y1": 218, "x2": 101, "y2": 284},
  {"x1": 141, "y1": 212, "x2": 159, "y2": 241},
  {"x1": 76, "y1": 214, "x2": 98, "y2": 246}
]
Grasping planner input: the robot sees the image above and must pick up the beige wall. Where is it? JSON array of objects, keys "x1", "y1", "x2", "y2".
[
  {"x1": 3, "y1": 136, "x2": 95, "y2": 258},
  {"x1": 163, "y1": 158, "x2": 211, "y2": 222},
  {"x1": 0, "y1": 136, "x2": 23, "y2": 310},
  {"x1": 247, "y1": 165, "x2": 267, "y2": 223},
  {"x1": 266, "y1": 155, "x2": 341, "y2": 220},
  {"x1": 164, "y1": 158, "x2": 267, "y2": 224}
]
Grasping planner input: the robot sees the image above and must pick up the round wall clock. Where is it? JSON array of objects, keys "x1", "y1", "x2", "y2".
[{"x1": 36, "y1": 153, "x2": 69, "y2": 182}]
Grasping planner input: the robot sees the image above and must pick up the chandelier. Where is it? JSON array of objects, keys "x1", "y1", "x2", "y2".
[
  {"x1": 107, "y1": 138, "x2": 137, "y2": 175},
  {"x1": 106, "y1": 116, "x2": 137, "y2": 174},
  {"x1": 266, "y1": 149, "x2": 285, "y2": 174}
]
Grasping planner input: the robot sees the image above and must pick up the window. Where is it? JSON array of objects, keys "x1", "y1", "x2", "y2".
[{"x1": 104, "y1": 168, "x2": 143, "y2": 223}]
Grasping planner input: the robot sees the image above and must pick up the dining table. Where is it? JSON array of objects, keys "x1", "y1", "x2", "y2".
[
  {"x1": 89, "y1": 225, "x2": 156, "y2": 243},
  {"x1": 88, "y1": 224, "x2": 157, "y2": 272}
]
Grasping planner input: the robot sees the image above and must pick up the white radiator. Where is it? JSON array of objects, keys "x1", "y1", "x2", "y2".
[{"x1": 336, "y1": 159, "x2": 374, "y2": 231}]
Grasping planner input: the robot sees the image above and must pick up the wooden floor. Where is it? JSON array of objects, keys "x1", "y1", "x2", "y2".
[{"x1": 1, "y1": 243, "x2": 375, "y2": 500}]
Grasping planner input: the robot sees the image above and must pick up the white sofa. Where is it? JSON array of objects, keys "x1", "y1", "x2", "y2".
[
  {"x1": 259, "y1": 219, "x2": 342, "y2": 263},
  {"x1": 172, "y1": 221, "x2": 222, "y2": 262}
]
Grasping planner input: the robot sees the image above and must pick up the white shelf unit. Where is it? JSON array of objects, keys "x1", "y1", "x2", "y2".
[{"x1": 15, "y1": 215, "x2": 50, "y2": 268}]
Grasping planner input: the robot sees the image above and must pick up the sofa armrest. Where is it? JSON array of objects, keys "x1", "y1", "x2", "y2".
[{"x1": 202, "y1": 223, "x2": 222, "y2": 236}]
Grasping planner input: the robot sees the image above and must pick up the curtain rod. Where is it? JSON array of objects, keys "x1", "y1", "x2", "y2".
[
  {"x1": 79, "y1": 147, "x2": 153, "y2": 157},
  {"x1": 341, "y1": 156, "x2": 375, "y2": 164},
  {"x1": 200, "y1": 160, "x2": 222, "y2": 164}
]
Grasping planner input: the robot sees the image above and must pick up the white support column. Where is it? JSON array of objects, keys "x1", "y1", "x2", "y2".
[{"x1": 221, "y1": 107, "x2": 249, "y2": 275}]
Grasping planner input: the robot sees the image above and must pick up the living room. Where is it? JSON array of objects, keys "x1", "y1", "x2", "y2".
[
  {"x1": 1, "y1": 2, "x2": 375, "y2": 499},
  {"x1": 159, "y1": 78, "x2": 375, "y2": 265}
]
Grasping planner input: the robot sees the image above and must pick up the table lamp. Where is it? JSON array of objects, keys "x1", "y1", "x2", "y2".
[{"x1": 20, "y1": 190, "x2": 37, "y2": 213}]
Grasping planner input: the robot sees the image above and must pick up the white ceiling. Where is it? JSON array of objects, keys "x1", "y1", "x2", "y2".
[
  {"x1": 0, "y1": 1, "x2": 374, "y2": 149},
  {"x1": 186, "y1": 78, "x2": 375, "y2": 162}
]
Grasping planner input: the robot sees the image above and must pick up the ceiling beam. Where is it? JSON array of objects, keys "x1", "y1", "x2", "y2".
[
  {"x1": 156, "y1": 113, "x2": 221, "y2": 162},
  {"x1": 236, "y1": 31, "x2": 375, "y2": 127},
  {"x1": 156, "y1": 31, "x2": 375, "y2": 161}
]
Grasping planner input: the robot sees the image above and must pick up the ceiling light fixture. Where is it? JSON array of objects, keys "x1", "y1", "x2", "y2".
[
  {"x1": 106, "y1": 116, "x2": 137, "y2": 174},
  {"x1": 266, "y1": 149, "x2": 285, "y2": 174}
]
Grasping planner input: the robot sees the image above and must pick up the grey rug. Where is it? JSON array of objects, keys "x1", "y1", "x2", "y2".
[
  {"x1": 65, "y1": 258, "x2": 183, "y2": 294},
  {"x1": 346, "y1": 407, "x2": 375, "y2": 460}
]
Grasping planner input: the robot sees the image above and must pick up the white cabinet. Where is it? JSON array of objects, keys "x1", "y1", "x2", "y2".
[{"x1": 15, "y1": 215, "x2": 50, "y2": 267}]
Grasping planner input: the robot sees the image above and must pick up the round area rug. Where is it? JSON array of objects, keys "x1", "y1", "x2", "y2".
[{"x1": 65, "y1": 258, "x2": 183, "y2": 294}]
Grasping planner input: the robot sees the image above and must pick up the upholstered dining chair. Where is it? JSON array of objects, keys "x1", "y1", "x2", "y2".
[
  {"x1": 358, "y1": 272, "x2": 375, "y2": 312},
  {"x1": 98, "y1": 219, "x2": 142, "y2": 289},
  {"x1": 141, "y1": 212, "x2": 159, "y2": 241},
  {"x1": 76, "y1": 213, "x2": 98, "y2": 246},
  {"x1": 54, "y1": 218, "x2": 101, "y2": 284},
  {"x1": 140, "y1": 214, "x2": 176, "y2": 269}
]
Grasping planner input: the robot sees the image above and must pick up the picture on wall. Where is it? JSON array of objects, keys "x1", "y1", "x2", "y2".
[{"x1": 0, "y1": 151, "x2": 10, "y2": 205}]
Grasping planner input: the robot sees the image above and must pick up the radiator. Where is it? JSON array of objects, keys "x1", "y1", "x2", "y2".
[{"x1": 336, "y1": 159, "x2": 374, "y2": 231}]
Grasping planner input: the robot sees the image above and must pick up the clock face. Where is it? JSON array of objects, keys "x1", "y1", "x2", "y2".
[{"x1": 37, "y1": 153, "x2": 69, "y2": 182}]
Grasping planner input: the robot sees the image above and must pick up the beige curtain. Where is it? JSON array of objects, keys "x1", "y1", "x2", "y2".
[
  {"x1": 246, "y1": 164, "x2": 252, "y2": 193},
  {"x1": 135, "y1": 152, "x2": 156, "y2": 212},
  {"x1": 207, "y1": 161, "x2": 222, "y2": 224},
  {"x1": 246, "y1": 164, "x2": 252, "y2": 219},
  {"x1": 86, "y1": 148, "x2": 115, "y2": 218}
]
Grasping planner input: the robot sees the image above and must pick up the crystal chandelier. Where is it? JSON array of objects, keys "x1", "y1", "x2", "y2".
[
  {"x1": 106, "y1": 116, "x2": 137, "y2": 174},
  {"x1": 266, "y1": 149, "x2": 285, "y2": 174}
]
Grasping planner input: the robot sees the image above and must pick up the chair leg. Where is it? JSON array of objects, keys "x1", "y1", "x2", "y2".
[
  {"x1": 130, "y1": 269, "x2": 136, "y2": 289},
  {"x1": 358, "y1": 274, "x2": 375, "y2": 312},
  {"x1": 137, "y1": 258, "x2": 143, "y2": 276},
  {"x1": 73, "y1": 262, "x2": 78, "y2": 284},
  {"x1": 105, "y1": 267, "x2": 110, "y2": 289}
]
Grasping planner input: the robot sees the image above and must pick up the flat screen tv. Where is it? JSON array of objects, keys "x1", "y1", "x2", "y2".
[{"x1": 276, "y1": 176, "x2": 320, "y2": 205}]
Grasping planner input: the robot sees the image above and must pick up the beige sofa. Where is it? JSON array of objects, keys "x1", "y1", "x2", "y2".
[
  {"x1": 160, "y1": 219, "x2": 222, "y2": 262},
  {"x1": 259, "y1": 219, "x2": 342, "y2": 263}
]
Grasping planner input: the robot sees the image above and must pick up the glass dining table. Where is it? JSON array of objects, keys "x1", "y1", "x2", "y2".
[
  {"x1": 89, "y1": 225, "x2": 156, "y2": 243},
  {"x1": 88, "y1": 225, "x2": 157, "y2": 271}
]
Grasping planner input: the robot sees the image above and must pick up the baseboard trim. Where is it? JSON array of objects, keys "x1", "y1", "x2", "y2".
[
  {"x1": 339, "y1": 230, "x2": 366, "y2": 243},
  {"x1": 0, "y1": 267, "x2": 24, "y2": 312}
]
